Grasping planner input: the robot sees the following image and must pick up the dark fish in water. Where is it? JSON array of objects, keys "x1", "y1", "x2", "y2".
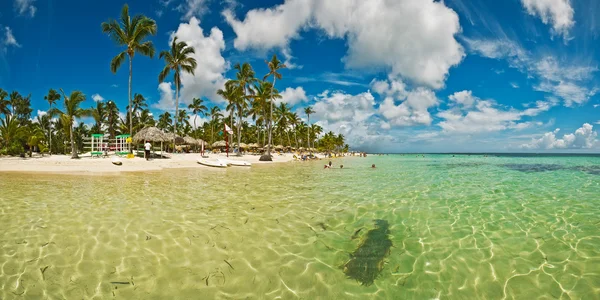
[{"x1": 343, "y1": 219, "x2": 392, "y2": 286}]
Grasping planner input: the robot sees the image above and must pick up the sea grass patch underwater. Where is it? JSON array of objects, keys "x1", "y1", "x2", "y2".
[{"x1": 343, "y1": 220, "x2": 393, "y2": 286}]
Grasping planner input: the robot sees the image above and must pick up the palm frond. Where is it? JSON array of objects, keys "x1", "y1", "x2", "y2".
[
  {"x1": 110, "y1": 51, "x2": 127, "y2": 73},
  {"x1": 158, "y1": 66, "x2": 171, "y2": 83}
]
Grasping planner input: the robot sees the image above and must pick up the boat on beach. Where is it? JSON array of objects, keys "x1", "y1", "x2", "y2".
[
  {"x1": 219, "y1": 159, "x2": 252, "y2": 167},
  {"x1": 111, "y1": 157, "x2": 122, "y2": 166},
  {"x1": 197, "y1": 159, "x2": 228, "y2": 168}
]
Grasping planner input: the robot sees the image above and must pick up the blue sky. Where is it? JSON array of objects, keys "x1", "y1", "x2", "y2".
[{"x1": 1, "y1": 0, "x2": 599, "y2": 152}]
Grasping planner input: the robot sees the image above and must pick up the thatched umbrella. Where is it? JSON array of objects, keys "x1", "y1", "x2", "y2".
[
  {"x1": 196, "y1": 139, "x2": 206, "y2": 146},
  {"x1": 235, "y1": 143, "x2": 249, "y2": 149},
  {"x1": 212, "y1": 140, "x2": 226, "y2": 147},
  {"x1": 133, "y1": 127, "x2": 169, "y2": 143},
  {"x1": 248, "y1": 143, "x2": 259, "y2": 148},
  {"x1": 165, "y1": 133, "x2": 185, "y2": 145},
  {"x1": 184, "y1": 136, "x2": 198, "y2": 145},
  {"x1": 275, "y1": 145, "x2": 284, "y2": 150}
]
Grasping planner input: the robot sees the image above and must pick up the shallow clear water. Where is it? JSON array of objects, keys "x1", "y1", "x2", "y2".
[{"x1": 1, "y1": 155, "x2": 600, "y2": 299}]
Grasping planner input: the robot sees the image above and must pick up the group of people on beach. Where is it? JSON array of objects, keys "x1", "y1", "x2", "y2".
[{"x1": 324, "y1": 161, "x2": 376, "y2": 169}]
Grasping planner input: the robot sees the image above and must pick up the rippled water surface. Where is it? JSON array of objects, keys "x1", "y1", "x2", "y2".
[{"x1": 1, "y1": 155, "x2": 600, "y2": 299}]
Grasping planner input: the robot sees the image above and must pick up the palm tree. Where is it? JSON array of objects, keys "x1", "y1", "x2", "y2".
[
  {"x1": 232, "y1": 62, "x2": 257, "y2": 155},
  {"x1": 53, "y1": 89, "x2": 89, "y2": 159},
  {"x1": 0, "y1": 115, "x2": 25, "y2": 152},
  {"x1": 304, "y1": 106, "x2": 315, "y2": 151},
  {"x1": 157, "y1": 112, "x2": 172, "y2": 131},
  {"x1": 218, "y1": 81, "x2": 240, "y2": 151},
  {"x1": 102, "y1": 4, "x2": 157, "y2": 139},
  {"x1": 44, "y1": 89, "x2": 60, "y2": 155},
  {"x1": 105, "y1": 101, "x2": 120, "y2": 139},
  {"x1": 263, "y1": 55, "x2": 286, "y2": 158},
  {"x1": 158, "y1": 36, "x2": 197, "y2": 149},
  {"x1": 90, "y1": 102, "x2": 107, "y2": 134},
  {"x1": 274, "y1": 103, "x2": 292, "y2": 146},
  {"x1": 0, "y1": 89, "x2": 9, "y2": 117},
  {"x1": 209, "y1": 106, "x2": 222, "y2": 143},
  {"x1": 188, "y1": 97, "x2": 207, "y2": 138},
  {"x1": 25, "y1": 123, "x2": 46, "y2": 157}
]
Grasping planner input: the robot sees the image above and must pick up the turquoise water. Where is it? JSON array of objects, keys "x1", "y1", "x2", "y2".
[{"x1": 1, "y1": 154, "x2": 599, "y2": 299}]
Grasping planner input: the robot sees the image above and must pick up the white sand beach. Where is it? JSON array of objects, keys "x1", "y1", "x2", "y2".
[{"x1": 0, "y1": 152, "x2": 323, "y2": 174}]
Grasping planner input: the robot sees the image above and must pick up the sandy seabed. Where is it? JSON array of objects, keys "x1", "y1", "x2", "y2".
[{"x1": 0, "y1": 152, "x2": 316, "y2": 175}]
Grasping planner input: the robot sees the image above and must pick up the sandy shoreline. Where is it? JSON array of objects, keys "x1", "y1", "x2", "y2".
[{"x1": 0, "y1": 152, "x2": 324, "y2": 175}]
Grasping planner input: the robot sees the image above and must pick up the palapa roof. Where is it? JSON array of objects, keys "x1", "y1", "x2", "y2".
[
  {"x1": 212, "y1": 140, "x2": 227, "y2": 147},
  {"x1": 133, "y1": 127, "x2": 169, "y2": 143},
  {"x1": 196, "y1": 139, "x2": 206, "y2": 146},
  {"x1": 248, "y1": 143, "x2": 260, "y2": 148},
  {"x1": 165, "y1": 132, "x2": 185, "y2": 145},
  {"x1": 234, "y1": 142, "x2": 249, "y2": 149},
  {"x1": 183, "y1": 136, "x2": 198, "y2": 145},
  {"x1": 275, "y1": 145, "x2": 284, "y2": 150}
]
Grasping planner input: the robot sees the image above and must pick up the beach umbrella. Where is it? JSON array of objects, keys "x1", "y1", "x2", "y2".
[
  {"x1": 165, "y1": 133, "x2": 185, "y2": 145},
  {"x1": 212, "y1": 140, "x2": 227, "y2": 147},
  {"x1": 196, "y1": 139, "x2": 206, "y2": 146},
  {"x1": 133, "y1": 127, "x2": 170, "y2": 143},
  {"x1": 248, "y1": 143, "x2": 259, "y2": 148},
  {"x1": 235, "y1": 142, "x2": 249, "y2": 149},
  {"x1": 275, "y1": 145, "x2": 284, "y2": 150},
  {"x1": 183, "y1": 136, "x2": 198, "y2": 145}
]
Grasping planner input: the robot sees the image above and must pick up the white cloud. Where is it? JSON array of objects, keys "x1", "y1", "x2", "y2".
[
  {"x1": 111, "y1": 84, "x2": 118, "y2": 88},
  {"x1": 465, "y1": 39, "x2": 598, "y2": 106},
  {"x1": 279, "y1": 87, "x2": 308, "y2": 106},
  {"x1": 14, "y1": 0, "x2": 36, "y2": 17},
  {"x1": 438, "y1": 91, "x2": 555, "y2": 134},
  {"x1": 595, "y1": 121, "x2": 600, "y2": 125},
  {"x1": 511, "y1": 82, "x2": 520, "y2": 88},
  {"x1": 153, "y1": 82, "x2": 176, "y2": 111},
  {"x1": 178, "y1": 0, "x2": 209, "y2": 20},
  {"x1": 522, "y1": 123, "x2": 598, "y2": 149},
  {"x1": 3, "y1": 27, "x2": 21, "y2": 48},
  {"x1": 520, "y1": 0, "x2": 574, "y2": 39},
  {"x1": 165, "y1": 17, "x2": 228, "y2": 106},
  {"x1": 371, "y1": 77, "x2": 438, "y2": 127},
  {"x1": 224, "y1": 0, "x2": 465, "y2": 89},
  {"x1": 91, "y1": 94, "x2": 105, "y2": 102},
  {"x1": 594, "y1": 104, "x2": 599, "y2": 108}
]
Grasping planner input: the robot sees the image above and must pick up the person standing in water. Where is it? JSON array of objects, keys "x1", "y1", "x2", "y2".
[{"x1": 371, "y1": 164, "x2": 376, "y2": 168}]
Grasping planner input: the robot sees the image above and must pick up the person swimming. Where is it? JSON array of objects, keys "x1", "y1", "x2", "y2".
[
  {"x1": 340, "y1": 165, "x2": 344, "y2": 169},
  {"x1": 328, "y1": 161, "x2": 332, "y2": 167},
  {"x1": 371, "y1": 164, "x2": 376, "y2": 168}
]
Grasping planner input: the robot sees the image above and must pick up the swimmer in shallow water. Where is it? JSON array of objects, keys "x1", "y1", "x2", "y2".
[
  {"x1": 340, "y1": 165, "x2": 344, "y2": 169},
  {"x1": 371, "y1": 164, "x2": 376, "y2": 168}
]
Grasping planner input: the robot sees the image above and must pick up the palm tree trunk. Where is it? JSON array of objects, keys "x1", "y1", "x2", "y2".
[
  {"x1": 267, "y1": 77, "x2": 276, "y2": 156},
  {"x1": 307, "y1": 115, "x2": 311, "y2": 152},
  {"x1": 194, "y1": 113, "x2": 197, "y2": 138},
  {"x1": 70, "y1": 120, "x2": 78, "y2": 159},
  {"x1": 293, "y1": 124, "x2": 298, "y2": 148},
  {"x1": 173, "y1": 81, "x2": 179, "y2": 152},
  {"x1": 237, "y1": 109, "x2": 242, "y2": 156},
  {"x1": 128, "y1": 54, "x2": 133, "y2": 147},
  {"x1": 211, "y1": 119, "x2": 214, "y2": 144},
  {"x1": 48, "y1": 103, "x2": 52, "y2": 156}
]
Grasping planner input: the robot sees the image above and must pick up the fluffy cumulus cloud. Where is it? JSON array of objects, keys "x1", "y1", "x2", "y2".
[
  {"x1": 3, "y1": 27, "x2": 21, "y2": 49},
  {"x1": 14, "y1": 0, "x2": 36, "y2": 17},
  {"x1": 224, "y1": 0, "x2": 465, "y2": 89},
  {"x1": 154, "y1": 82, "x2": 176, "y2": 111},
  {"x1": 371, "y1": 77, "x2": 438, "y2": 127},
  {"x1": 91, "y1": 94, "x2": 105, "y2": 102},
  {"x1": 310, "y1": 90, "x2": 392, "y2": 147},
  {"x1": 522, "y1": 123, "x2": 598, "y2": 149},
  {"x1": 154, "y1": 17, "x2": 228, "y2": 110},
  {"x1": 437, "y1": 90, "x2": 555, "y2": 134},
  {"x1": 520, "y1": 0, "x2": 574, "y2": 39},
  {"x1": 279, "y1": 87, "x2": 308, "y2": 106},
  {"x1": 465, "y1": 39, "x2": 598, "y2": 106}
]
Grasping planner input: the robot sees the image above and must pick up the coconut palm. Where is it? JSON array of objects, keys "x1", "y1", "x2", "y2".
[
  {"x1": 0, "y1": 89, "x2": 9, "y2": 117},
  {"x1": 263, "y1": 55, "x2": 286, "y2": 158},
  {"x1": 90, "y1": 102, "x2": 107, "y2": 134},
  {"x1": 304, "y1": 106, "x2": 315, "y2": 151},
  {"x1": 105, "y1": 100, "x2": 120, "y2": 139},
  {"x1": 0, "y1": 115, "x2": 25, "y2": 152},
  {"x1": 218, "y1": 81, "x2": 240, "y2": 151},
  {"x1": 157, "y1": 112, "x2": 172, "y2": 131},
  {"x1": 102, "y1": 4, "x2": 157, "y2": 138},
  {"x1": 52, "y1": 89, "x2": 89, "y2": 159},
  {"x1": 44, "y1": 89, "x2": 60, "y2": 155},
  {"x1": 208, "y1": 106, "x2": 222, "y2": 144},
  {"x1": 158, "y1": 36, "x2": 197, "y2": 149},
  {"x1": 188, "y1": 97, "x2": 207, "y2": 138},
  {"x1": 232, "y1": 62, "x2": 257, "y2": 155}
]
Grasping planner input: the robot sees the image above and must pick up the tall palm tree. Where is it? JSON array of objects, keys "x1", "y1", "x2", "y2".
[
  {"x1": 188, "y1": 97, "x2": 207, "y2": 138},
  {"x1": 232, "y1": 62, "x2": 257, "y2": 155},
  {"x1": 0, "y1": 115, "x2": 25, "y2": 151},
  {"x1": 0, "y1": 88, "x2": 9, "y2": 117},
  {"x1": 105, "y1": 101, "x2": 120, "y2": 139},
  {"x1": 249, "y1": 81, "x2": 273, "y2": 146},
  {"x1": 90, "y1": 102, "x2": 107, "y2": 134},
  {"x1": 274, "y1": 103, "x2": 292, "y2": 146},
  {"x1": 263, "y1": 55, "x2": 286, "y2": 158},
  {"x1": 209, "y1": 106, "x2": 222, "y2": 144},
  {"x1": 44, "y1": 89, "x2": 60, "y2": 155},
  {"x1": 289, "y1": 112, "x2": 301, "y2": 148},
  {"x1": 218, "y1": 81, "x2": 240, "y2": 151},
  {"x1": 158, "y1": 36, "x2": 197, "y2": 149},
  {"x1": 304, "y1": 106, "x2": 315, "y2": 151},
  {"x1": 53, "y1": 89, "x2": 89, "y2": 159},
  {"x1": 157, "y1": 112, "x2": 172, "y2": 131},
  {"x1": 102, "y1": 4, "x2": 157, "y2": 139}
]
